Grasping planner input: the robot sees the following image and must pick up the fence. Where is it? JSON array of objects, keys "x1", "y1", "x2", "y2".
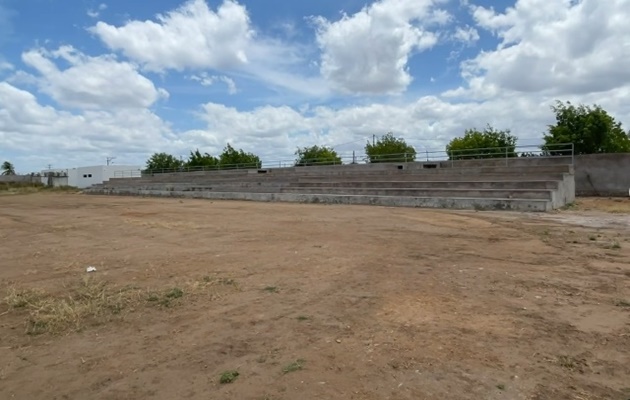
[
  {"x1": 115, "y1": 143, "x2": 574, "y2": 176},
  {"x1": 114, "y1": 170, "x2": 142, "y2": 178}
]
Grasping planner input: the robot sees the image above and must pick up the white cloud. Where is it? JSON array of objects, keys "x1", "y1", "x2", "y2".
[
  {"x1": 3, "y1": 81, "x2": 630, "y2": 172},
  {"x1": 0, "y1": 61, "x2": 13, "y2": 72},
  {"x1": 311, "y1": 0, "x2": 448, "y2": 94},
  {"x1": 0, "y1": 82, "x2": 183, "y2": 170},
  {"x1": 189, "y1": 72, "x2": 237, "y2": 94},
  {"x1": 87, "y1": 3, "x2": 107, "y2": 18},
  {"x1": 89, "y1": 0, "x2": 327, "y2": 98},
  {"x1": 21, "y1": 46, "x2": 168, "y2": 109},
  {"x1": 460, "y1": 0, "x2": 630, "y2": 96},
  {"x1": 184, "y1": 95, "x2": 559, "y2": 162},
  {"x1": 91, "y1": 0, "x2": 252, "y2": 72},
  {"x1": 452, "y1": 25, "x2": 479, "y2": 45}
]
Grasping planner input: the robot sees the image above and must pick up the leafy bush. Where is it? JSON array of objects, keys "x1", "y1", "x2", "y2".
[{"x1": 365, "y1": 133, "x2": 416, "y2": 163}]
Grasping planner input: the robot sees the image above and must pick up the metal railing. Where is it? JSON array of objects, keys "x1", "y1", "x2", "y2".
[
  {"x1": 114, "y1": 170, "x2": 143, "y2": 178},
  {"x1": 113, "y1": 143, "x2": 574, "y2": 177}
]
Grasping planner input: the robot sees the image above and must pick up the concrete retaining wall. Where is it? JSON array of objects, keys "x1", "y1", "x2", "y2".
[
  {"x1": 575, "y1": 154, "x2": 630, "y2": 197},
  {"x1": 0, "y1": 175, "x2": 40, "y2": 183}
]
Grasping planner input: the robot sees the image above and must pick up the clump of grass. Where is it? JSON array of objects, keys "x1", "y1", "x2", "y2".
[
  {"x1": 149, "y1": 287, "x2": 185, "y2": 307},
  {"x1": 496, "y1": 384, "x2": 506, "y2": 391},
  {"x1": 296, "y1": 315, "x2": 310, "y2": 321},
  {"x1": 219, "y1": 370, "x2": 239, "y2": 384},
  {"x1": 557, "y1": 355, "x2": 587, "y2": 372},
  {"x1": 4, "y1": 287, "x2": 43, "y2": 309},
  {"x1": 2, "y1": 277, "x2": 138, "y2": 335},
  {"x1": 588, "y1": 235, "x2": 597, "y2": 241},
  {"x1": 615, "y1": 299, "x2": 630, "y2": 308},
  {"x1": 282, "y1": 359, "x2": 305, "y2": 374},
  {"x1": 558, "y1": 355, "x2": 576, "y2": 369},
  {"x1": 263, "y1": 286, "x2": 278, "y2": 293},
  {"x1": 165, "y1": 287, "x2": 184, "y2": 299},
  {"x1": 199, "y1": 276, "x2": 236, "y2": 287}
]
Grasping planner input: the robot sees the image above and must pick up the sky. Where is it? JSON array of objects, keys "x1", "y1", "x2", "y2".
[{"x1": 0, "y1": 0, "x2": 629, "y2": 172}]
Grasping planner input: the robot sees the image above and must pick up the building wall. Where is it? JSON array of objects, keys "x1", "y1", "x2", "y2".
[
  {"x1": 63, "y1": 165, "x2": 142, "y2": 188},
  {"x1": 40, "y1": 169, "x2": 69, "y2": 187},
  {"x1": 67, "y1": 166, "x2": 104, "y2": 188},
  {"x1": 575, "y1": 153, "x2": 630, "y2": 197}
]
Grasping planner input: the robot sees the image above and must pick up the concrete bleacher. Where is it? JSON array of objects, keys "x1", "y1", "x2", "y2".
[{"x1": 85, "y1": 157, "x2": 575, "y2": 211}]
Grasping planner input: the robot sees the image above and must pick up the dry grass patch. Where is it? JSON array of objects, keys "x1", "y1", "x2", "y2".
[
  {"x1": 0, "y1": 182, "x2": 79, "y2": 195},
  {"x1": 2, "y1": 276, "x2": 237, "y2": 335}
]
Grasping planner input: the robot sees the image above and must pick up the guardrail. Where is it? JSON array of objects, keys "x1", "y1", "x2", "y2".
[
  {"x1": 113, "y1": 143, "x2": 574, "y2": 177},
  {"x1": 114, "y1": 170, "x2": 143, "y2": 178}
]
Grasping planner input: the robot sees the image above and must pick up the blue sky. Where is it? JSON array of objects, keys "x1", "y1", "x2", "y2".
[{"x1": 1, "y1": 0, "x2": 629, "y2": 172}]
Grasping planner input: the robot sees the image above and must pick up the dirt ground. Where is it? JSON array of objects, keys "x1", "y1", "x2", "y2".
[{"x1": 1, "y1": 194, "x2": 629, "y2": 400}]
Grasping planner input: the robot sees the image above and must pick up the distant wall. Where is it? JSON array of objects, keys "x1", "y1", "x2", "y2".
[
  {"x1": 0, "y1": 175, "x2": 39, "y2": 183},
  {"x1": 575, "y1": 154, "x2": 630, "y2": 197}
]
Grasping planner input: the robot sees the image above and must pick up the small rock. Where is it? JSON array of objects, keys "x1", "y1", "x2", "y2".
[{"x1": 336, "y1": 339, "x2": 342, "y2": 343}]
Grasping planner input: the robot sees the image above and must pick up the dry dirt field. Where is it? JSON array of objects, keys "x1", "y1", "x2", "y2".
[{"x1": 1, "y1": 194, "x2": 629, "y2": 400}]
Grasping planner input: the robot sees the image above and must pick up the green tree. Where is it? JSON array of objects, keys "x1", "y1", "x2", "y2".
[
  {"x1": 186, "y1": 149, "x2": 218, "y2": 169},
  {"x1": 145, "y1": 153, "x2": 183, "y2": 172},
  {"x1": 544, "y1": 101, "x2": 630, "y2": 155},
  {"x1": 365, "y1": 132, "x2": 416, "y2": 163},
  {"x1": 1, "y1": 161, "x2": 16, "y2": 175},
  {"x1": 446, "y1": 125, "x2": 517, "y2": 160},
  {"x1": 218, "y1": 144, "x2": 261, "y2": 169},
  {"x1": 295, "y1": 145, "x2": 342, "y2": 166}
]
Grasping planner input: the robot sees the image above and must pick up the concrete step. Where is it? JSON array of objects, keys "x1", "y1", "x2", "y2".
[
  {"x1": 278, "y1": 187, "x2": 553, "y2": 200},
  {"x1": 291, "y1": 180, "x2": 559, "y2": 189},
  {"x1": 130, "y1": 164, "x2": 573, "y2": 181},
  {"x1": 97, "y1": 180, "x2": 559, "y2": 192},
  {"x1": 97, "y1": 187, "x2": 552, "y2": 200},
  {"x1": 88, "y1": 189, "x2": 552, "y2": 211},
  {"x1": 102, "y1": 172, "x2": 570, "y2": 187}
]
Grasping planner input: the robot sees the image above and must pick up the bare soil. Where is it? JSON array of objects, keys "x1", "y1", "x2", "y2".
[{"x1": 1, "y1": 194, "x2": 629, "y2": 400}]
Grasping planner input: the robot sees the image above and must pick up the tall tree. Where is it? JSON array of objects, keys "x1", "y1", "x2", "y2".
[
  {"x1": 446, "y1": 125, "x2": 517, "y2": 160},
  {"x1": 295, "y1": 145, "x2": 342, "y2": 166},
  {"x1": 544, "y1": 101, "x2": 630, "y2": 155},
  {"x1": 1, "y1": 161, "x2": 16, "y2": 175},
  {"x1": 365, "y1": 132, "x2": 416, "y2": 163},
  {"x1": 145, "y1": 153, "x2": 183, "y2": 172},
  {"x1": 187, "y1": 149, "x2": 218, "y2": 169},
  {"x1": 218, "y1": 144, "x2": 261, "y2": 169}
]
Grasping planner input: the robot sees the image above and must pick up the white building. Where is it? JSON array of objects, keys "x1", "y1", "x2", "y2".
[{"x1": 41, "y1": 165, "x2": 142, "y2": 188}]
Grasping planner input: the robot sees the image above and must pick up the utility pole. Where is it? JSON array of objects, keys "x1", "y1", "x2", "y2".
[
  {"x1": 47, "y1": 164, "x2": 52, "y2": 170},
  {"x1": 372, "y1": 134, "x2": 376, "y2": 146},
  {"x1": 106, "y1": 156, "x2": 116, "y2": 166}
]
